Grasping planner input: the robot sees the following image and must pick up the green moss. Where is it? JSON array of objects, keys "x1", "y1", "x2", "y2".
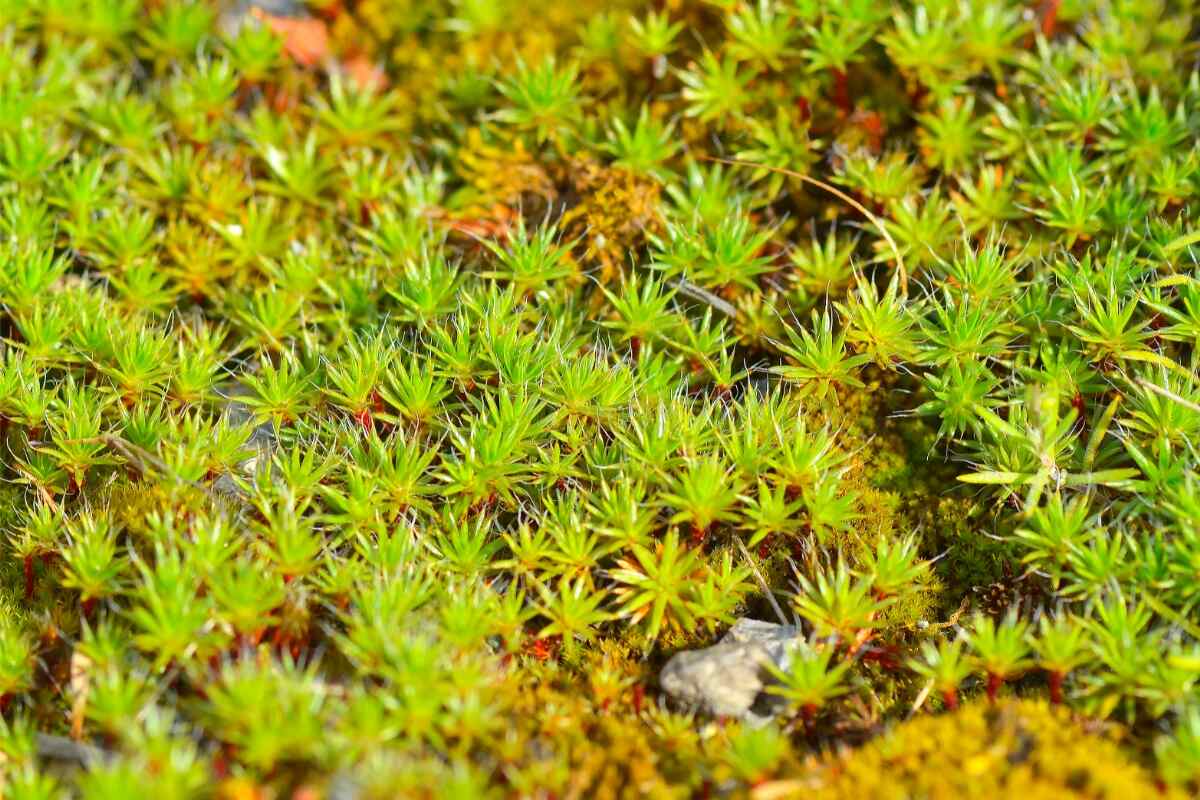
[{"x1": 0, "y1": 0, "x2": 1199, "y2": 794}]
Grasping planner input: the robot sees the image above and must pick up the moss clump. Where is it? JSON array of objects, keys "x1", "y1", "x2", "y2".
[
  {"x1": 3, "y1": 0, "x2": 1200, "y2": 795},
  {"x1": 805, "y1": 699, "x2": 1178, "y2": 800}
]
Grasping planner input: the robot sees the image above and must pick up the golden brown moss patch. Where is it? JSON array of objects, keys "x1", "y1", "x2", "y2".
[{"x1": 801, "y1": 700, "x2": 1176, "y2": 800}]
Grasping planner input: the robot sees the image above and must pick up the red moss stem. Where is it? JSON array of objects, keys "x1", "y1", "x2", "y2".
[
  {"x1": 986, "y1": 673, "x2": 1002, "y2": 702},
  {"x1": 1048, "y1": 670, "x2": 1064, "y2": 705},
  {"x1": 801, "y1": 703, "x2": 818, "y2": 732},
  {"x1": 1040, "y1": 0, "x2": 1061, "y2": 38},
  {"x1": 832, "y1": 69, "x2": 851, "y2": 114}
]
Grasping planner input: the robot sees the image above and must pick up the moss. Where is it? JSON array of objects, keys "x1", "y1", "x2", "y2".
[
  {"x1": 1, "y1": 0, "x2": 1199, "y2": 793},
  {"x1": 559, "y1": 158, "x2": 665, "y2": 281},
  {"x1": 802, "y1": 699, "x2": 1179, "y2": 800}
]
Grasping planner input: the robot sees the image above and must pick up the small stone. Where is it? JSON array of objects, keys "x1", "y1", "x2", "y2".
[
  {"x1": 720, "y1": 617, "x2": 799, "y2": 667},
  {"x1": 658, "y1": 617, "x2": 799, "y2": 724}
]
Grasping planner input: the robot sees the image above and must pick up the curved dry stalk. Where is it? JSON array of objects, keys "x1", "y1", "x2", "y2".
[
  {"x1": 734, "y1": 535, "x2": 791, "y2": 626},
  {"x1": 1136, "y1": 376, "x2": 1200, "y2": 410},
  {"x1": 703, "y1": 156, "x2": 909, "y2": 295}
]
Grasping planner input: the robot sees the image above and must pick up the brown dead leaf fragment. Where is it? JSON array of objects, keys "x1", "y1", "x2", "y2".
[
  {"x1": 251, "y1": 9, "x2": 330, "y2": 68},
  {"x1": 445, "y1": 203, "x2": 520, "y2": 243}
]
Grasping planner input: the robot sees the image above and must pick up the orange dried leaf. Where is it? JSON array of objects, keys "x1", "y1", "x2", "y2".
[{"x1": 252, "y1": 10, "x2": 330, "y2": 68}]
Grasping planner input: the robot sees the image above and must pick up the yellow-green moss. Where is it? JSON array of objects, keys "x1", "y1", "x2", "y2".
[{"x1": 800, "y1": 700, "x2": 1176, "y2": 800}]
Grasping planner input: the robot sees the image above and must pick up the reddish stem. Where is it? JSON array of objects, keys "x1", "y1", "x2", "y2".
[
  {"x1": 23, "y1": 555, "x2": 34, "y2": 600},
  {"x1": 795, "y1": 96, "x2": 811, "y2": 122},
  {"x1": 213, "y1": 745, "x2": 234, "y2": 780},
  {"x1": 801, "y1": 703, "x2": 818, "y2": 732},
  {"x1": 831, "y1": 69, "x2": 851, "y2": 114},
  {"x1": 1040, "y1": 0, "x2": 1061, "y2": 38},
  {"x1": 941, "y1": 687, "x2": 959, "y2": 711},
  {"x1": 986, "y1": 672, "x2": 1003, "y2": 702},
  {"x1": 757, "y1": 536, "x2": 774, "y2": 560},
  {"x1": 1048, "y1": 670, "x2": 1064, "y2": 705}
]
